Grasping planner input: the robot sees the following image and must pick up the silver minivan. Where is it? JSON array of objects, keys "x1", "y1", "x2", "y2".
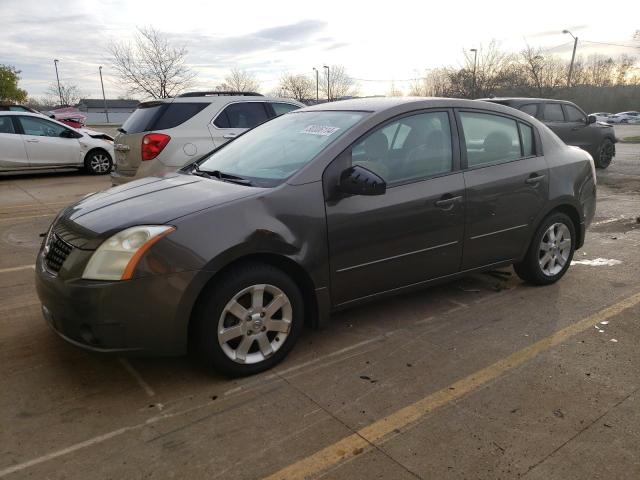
[{"x1": 111, "y1": 92, "x2": 304, "y2": 185}]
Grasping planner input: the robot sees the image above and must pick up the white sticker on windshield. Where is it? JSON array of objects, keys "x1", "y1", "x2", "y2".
[{"x1": 300, "y1": 125, "x2": 340, "y2": 136}]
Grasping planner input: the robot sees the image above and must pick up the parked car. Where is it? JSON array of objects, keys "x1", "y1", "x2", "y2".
[
  {"x1": 590, "y1": 112, "x2": 615, "y2": 123},
  {"x1": 480, "y1": 98, "x2": 616, "y2": 168},
  {"x1": 47, "y1": 107, "x2": 87, "y2": 129},
  {"x1": 36, "y1": 98, "x2": 596, "y2": 376},
  {"x1": 0, "y1": 112, "x2": 114, "y2": 175},
  {"x1": 110, "y1": 91, "x2": 304, "y2": 186},
  {"x1": 607, "y1": 111, "x2": 640, "y2": 124}
]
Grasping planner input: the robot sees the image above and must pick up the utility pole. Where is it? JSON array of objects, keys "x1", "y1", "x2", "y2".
[
  {"x1": 323, "y1": 65, "x2": 330, "y2": 102},
  {"x1": 53, "y1": 59, "x2": 63, "y2": 106},
  {"x1": 470, "y1": 48, "x2": 478, "y2": 99},
  {"x1": 312, "y1": 67, "x2": 319, "y2": 103},
  {"x1": 563, "y1": 30, "x2": 578, "y2": 88},
  {"x1": 99, "y1": 66, "x2": 110, "y2": 123}
]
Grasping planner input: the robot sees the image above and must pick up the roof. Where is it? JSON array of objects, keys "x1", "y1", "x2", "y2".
[
  {"x1": 300, "y1": 96, "x2": 494, "y2": 112},
  {"x1": 478, "y1": 97, "x2": 574, "y2": 105},
  {"x1": 78, "y1": 99, "x2": 140, "y2": 109}
]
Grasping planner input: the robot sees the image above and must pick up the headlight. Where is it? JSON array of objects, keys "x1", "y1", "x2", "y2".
[{"x1": 82, "y1": 225, "x2": 175, "y2": 281}]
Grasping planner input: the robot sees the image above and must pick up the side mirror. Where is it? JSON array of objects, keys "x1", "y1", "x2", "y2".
[
  {"x1": 587, "y1": 115, "x2": 596, "y2": 124},
  {"x1": 338, "y1": 165, "x2": 386, "y2": 196}
]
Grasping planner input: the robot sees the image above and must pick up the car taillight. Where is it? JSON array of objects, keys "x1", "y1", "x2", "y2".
[{"x1": 141, "y1": 133, "x2": 170, "y2": 161}]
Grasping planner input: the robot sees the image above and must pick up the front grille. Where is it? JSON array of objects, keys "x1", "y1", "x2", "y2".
[{"x1": 45, "y1": 234, "x2": 73, "y2": 273}]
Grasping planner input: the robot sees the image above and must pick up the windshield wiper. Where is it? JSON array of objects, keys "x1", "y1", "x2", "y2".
[{"x1": 191, "y1": 164, "x2": 252, "y2": 186}]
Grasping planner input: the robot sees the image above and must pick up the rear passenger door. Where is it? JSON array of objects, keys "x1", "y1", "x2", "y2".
[
  {"x1": 457, "y1": 110, "x2": 548, "y2": 270},
  {"x1": 209, "y1": 102, "x2": 270, "y2": 147}
]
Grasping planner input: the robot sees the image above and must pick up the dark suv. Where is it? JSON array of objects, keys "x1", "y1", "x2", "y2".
[{"x1": 480, "y1": 98, "x2": 616, "y2": 168}]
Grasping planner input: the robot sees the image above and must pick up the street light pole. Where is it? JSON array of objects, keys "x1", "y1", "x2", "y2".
[
  {"x1": 53, "y1": 59, "x2": 63, "y2": 106},
  {"x1": 470, "y1": 48, "x2": 478, "y2": 99},
  {"x1": 312, "y1": 67, "x2": 319, "y2": 103},
  {"x1": 99, "y1": 66, "x2": 110, "y2": 123},
  {"x1": 563, "y1": 29, "x2": 578, "y2": 88},
  {"x1": 323, "y1": 65, "x2": 330, "y2": 102}
]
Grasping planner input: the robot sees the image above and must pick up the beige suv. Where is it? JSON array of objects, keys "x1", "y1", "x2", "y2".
[{"x1": 111, "y1": 92, "x2": 304, "y2": 185}]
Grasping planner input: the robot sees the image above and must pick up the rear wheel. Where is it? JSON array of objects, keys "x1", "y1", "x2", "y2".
[
  {"x1": 85, "y1": 149, "x2": 112, "y2": 175},
  {"x1": 194, "y1": 263, "x2": 304, "y2": 377},
  {"x1": 595, "y1": 138, "x2": 614, "y2": 169},
  {"x1": 514, "y1": 212, "x2": 576, "y2": 285}
]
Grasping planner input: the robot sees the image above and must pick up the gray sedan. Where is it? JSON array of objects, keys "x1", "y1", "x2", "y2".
[{"x1": 35, "y1": 97, "x2": 596, "y2": 376}]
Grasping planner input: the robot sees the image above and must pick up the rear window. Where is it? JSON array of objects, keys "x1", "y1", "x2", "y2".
[
  {"x1": 213, "y1": 102, "x2": 269, "y2": 129},
  {"x1": 120, "y1": 102, "x2": 207, "y2": 134}
]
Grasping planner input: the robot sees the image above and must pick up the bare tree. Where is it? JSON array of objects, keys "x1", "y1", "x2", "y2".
[
  {"x1": 517, "y1": 46, "x2": 566, "y2": 96},
  {"x1": 45, "y1": 81, "x2": 82, "y2": 106},
  {"x1": 276, "y1": 73, "x2": 313, "y2": 101},
  {"x1": 216, "y1": 68, "x2": 261, "y2": 92},
  {"x1": 408, "y1": 69, "x2": 452, "y2": 97},
  {"x1": 108, "y1": 26, "x2": 195, "y2": 99},
  {"x1": 386, "y1": 81, "x2": 403, "y2": 97},
  {"x1": 320, "y1": 65, "x2": 359, "y2": 101}
]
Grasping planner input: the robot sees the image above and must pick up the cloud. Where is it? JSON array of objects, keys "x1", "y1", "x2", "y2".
[{"x1": 528, "y1": 25, "x2": 588, "y2": 38}]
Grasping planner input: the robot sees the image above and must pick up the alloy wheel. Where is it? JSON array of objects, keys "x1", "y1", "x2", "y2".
[
  {"x1": 90, "y1": 153, "x2": 111, "y2": 173},
  {"x1": 217, "y1": 284, "x2": 292, "y2": 364},
  {"x1": 538, "y1": 222, "x2": 572, "y2": 276}
]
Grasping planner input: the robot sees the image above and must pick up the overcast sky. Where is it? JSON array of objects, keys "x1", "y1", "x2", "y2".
[{"x1": 1, "y1": 0, "x2": 638, "y2": 100}]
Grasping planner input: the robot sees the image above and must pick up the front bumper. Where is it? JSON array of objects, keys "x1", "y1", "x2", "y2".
[{"x1": 35, "y1": 251, "x2": 200, "y2": 356}]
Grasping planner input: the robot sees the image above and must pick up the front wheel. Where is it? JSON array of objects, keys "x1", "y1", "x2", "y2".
[
  {"x1": 85, "y1": 150, "x2": 112, "y2": 175},
  {"x1": 595, "y1": 138, "x2": 614, "y2": 169},
  {"x1": 514, "y1": 212, "x2": 576, "y2": 285},
  {"x1": 194, "y1": 263, "x2": 304, "y2": 377}
]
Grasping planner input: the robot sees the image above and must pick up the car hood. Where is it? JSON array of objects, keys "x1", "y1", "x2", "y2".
[{"x1": 54, "y1": 173, "x2": 263, "y2": 249}]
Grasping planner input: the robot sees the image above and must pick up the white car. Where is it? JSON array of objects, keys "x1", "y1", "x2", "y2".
[
  {"x1": 111, "y1": 92, "x2": 305, "y2": 185},
  {"x1": 0, "y1": 112, "x2": 114, "y2": 174},
  {"x1": 607, "y1": 111, "x2": 640, "y2": 124},
  {"x1": 590, "y1": 112, "x2": 614, "y2": 123}
]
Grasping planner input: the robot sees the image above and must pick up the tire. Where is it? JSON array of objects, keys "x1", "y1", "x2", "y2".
[
  {"x1": 84, "y1": 149, "x2": 112, "y2": 175},
  {"x1": 595, "y1": 138, "x2": 614, "y2": 169},
  {"x1": 193, "y1": 263, "x2": 304, "y2": 377},
  {"x1": 514, "y1": 212, "x2": 576, "y2": 286}
]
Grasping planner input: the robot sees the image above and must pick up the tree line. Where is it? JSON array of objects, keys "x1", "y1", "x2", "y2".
[{"x1": 2, "y1": 27, "x2": 638, "y2": 112}]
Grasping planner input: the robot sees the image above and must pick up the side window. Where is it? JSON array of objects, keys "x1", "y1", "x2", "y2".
[
  {"x1": 18, "y1": 116, "x2": 67, "y2": 137},
  {"x1": 519, "y1": 104, "x2": 538, "y2": 117},
  {"x1": 519, "y1": 123, "x2": 535, "y2": 156},
  {"x1": 460, "y1": 112, "x2": 521, "y2": 168},
  {"x1": 271, "y1": 103, "x2": 300, "y2": 116},
  {"x1": 564, "y1": 105, "x2": 586, "y2": 123},
  {"x1": 543, "y1": 103, "x2": 565, "y2": 122},
  {"x1": 351, "y1": 111, "x2": 453, "y2": 184},
  {"x1": 0, "y1": 116, "x2": 16, "y2": 134},
  {"x1": 153, "y1": 103, "x2": 207, "y2": 130},
  {"x1": 214, "y1": 102, "x2": 269, "y2": 129}
]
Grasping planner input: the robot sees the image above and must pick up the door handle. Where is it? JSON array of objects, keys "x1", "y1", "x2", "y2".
[
  {"x1": 223, "y1": 133, "x2": 238, "y2": 139},
  {"x1": 435, "y1": 195, "x2": 462, "y2": 209},
  {"x1": 25, "y1": 139, "x2": 39, "y2": 143},
  {"x1": 525, "y1": 174, "x2": 545, "y2": 185}
]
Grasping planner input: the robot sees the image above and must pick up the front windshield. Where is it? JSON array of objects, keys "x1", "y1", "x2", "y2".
[{"x1": 198, "y1": 110, "x2": 366, "y2": 186}]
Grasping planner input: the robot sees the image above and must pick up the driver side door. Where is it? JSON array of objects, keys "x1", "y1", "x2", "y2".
[
  {"x1": 324, "y1": 110, "x2": 465, "y2": 306},
  {"x1": 16, "y1": 116, "x2": 80, "y2": 167}
]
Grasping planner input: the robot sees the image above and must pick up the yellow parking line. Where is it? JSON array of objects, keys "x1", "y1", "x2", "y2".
[
  {"x1": 263, "y1": 291, "x2": 640, "y2": 480},
  {"x1": 0, "y1": 213, "x2": 55, "y2": 223},
  {"x1": 0, "y1": 265, "x2": 35, "y2": 274}
]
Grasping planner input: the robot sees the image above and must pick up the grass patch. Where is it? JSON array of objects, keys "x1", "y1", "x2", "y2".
[{"x1": 620, "y1": 136, "x2": 640, "y2": 144}]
